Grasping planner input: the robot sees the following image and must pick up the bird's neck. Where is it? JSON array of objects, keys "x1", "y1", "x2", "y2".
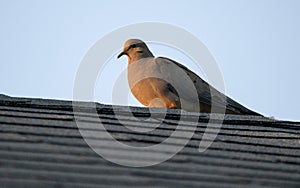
[{"x1": 128, "y1": 52, "x2": 154, "y2": 64}]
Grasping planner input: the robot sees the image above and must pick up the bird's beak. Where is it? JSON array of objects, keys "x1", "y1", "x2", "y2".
[{"x1": 117, "y1": 51, "x2": 127, "y2": 59}]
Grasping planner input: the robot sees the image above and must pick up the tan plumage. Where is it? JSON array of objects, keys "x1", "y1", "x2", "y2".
[{"x1": 118, "y1": 39, "x2": 261, "y2": 115}]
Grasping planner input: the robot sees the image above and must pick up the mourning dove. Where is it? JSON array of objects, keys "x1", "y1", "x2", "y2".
[{"x1": 118, "y1": 39, "x2": 261, "y2": 115}]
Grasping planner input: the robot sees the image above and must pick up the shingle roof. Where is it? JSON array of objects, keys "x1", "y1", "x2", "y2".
[{"x1": 0, "y1": 94, "x2": 300, "y2": 188}]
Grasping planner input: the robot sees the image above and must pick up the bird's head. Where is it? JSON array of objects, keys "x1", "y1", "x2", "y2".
[{"x1": 117, "y1": 39, "x2": 154, "y2": 62}]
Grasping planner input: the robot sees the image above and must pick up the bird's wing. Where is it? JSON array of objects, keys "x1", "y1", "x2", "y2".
[
  {"x1": 155, "y1": 57, "x2": 216, "y2": 106},
  {"x1": 156, "y1": 57, "x2": 260, "y2": 115}
]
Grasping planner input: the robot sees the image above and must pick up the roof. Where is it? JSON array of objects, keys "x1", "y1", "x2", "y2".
[{"x1": 0, "y1": 94, "x2": 300, "y2": 188}]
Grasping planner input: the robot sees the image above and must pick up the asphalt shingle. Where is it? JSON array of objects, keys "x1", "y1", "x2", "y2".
[{"x1": 0, "y1": 94, "x2": 299, "y2": 188}]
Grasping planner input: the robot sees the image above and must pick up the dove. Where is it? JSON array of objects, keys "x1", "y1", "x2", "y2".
[{"x1": 117, "y1": 39, "x2": 261, "y2": 115}]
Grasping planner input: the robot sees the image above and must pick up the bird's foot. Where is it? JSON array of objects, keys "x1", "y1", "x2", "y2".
[{"x1": 168, "y1": 105, "x2": 177, "y2": 109}]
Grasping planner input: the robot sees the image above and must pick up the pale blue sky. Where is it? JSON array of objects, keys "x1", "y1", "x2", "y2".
[{"x1": 0, "y1": 0, "x2": 299, "y2": 120}]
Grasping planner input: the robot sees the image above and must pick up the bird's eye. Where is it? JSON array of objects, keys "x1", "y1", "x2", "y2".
[{"x1": 130, "y1": 44, "x2": 137, "y2": 48}]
